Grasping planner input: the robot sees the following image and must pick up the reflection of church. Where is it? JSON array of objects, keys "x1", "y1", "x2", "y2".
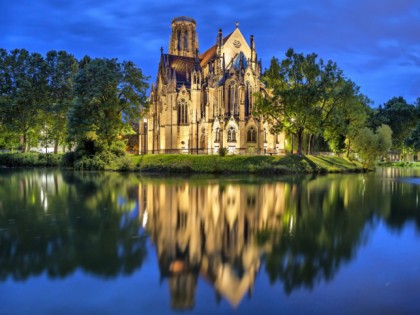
[
  {"x1": 142, "y1": 17, "x2": 286, "y2": 154},
  {"x1": 138, "y1": 182, "x2": 289, "y2": 309}
]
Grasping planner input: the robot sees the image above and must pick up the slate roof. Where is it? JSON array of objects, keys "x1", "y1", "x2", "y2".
[
  {"x1": 163, "y1": 54, "x2": 195, "y2": 83},
  {"x1": 199, "y1": 31, "x2": 234, "y2": 67}
]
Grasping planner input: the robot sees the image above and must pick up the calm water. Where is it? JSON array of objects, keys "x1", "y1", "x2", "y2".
[{"x1": 0, "y1": 168, "x2": 419, "y2": 315}]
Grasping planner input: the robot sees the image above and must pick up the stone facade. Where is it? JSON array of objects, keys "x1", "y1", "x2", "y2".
[{"x1": 142, "y1": 16, "x2": 285, "y2": 154}]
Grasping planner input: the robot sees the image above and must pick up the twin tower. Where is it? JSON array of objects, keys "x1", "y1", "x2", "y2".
[{"x1": 143, "y1": 17, "x2": 285, "y2": 155}]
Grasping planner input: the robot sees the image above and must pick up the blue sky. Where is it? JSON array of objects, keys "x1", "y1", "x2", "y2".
[{"x1": 1, "y1": 0, "x2": 419, "y2": 106}]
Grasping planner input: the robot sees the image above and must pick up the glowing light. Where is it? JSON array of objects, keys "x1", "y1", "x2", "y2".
[{"x1": 142, "y1": 210, "x2": 148, "y2": 227}]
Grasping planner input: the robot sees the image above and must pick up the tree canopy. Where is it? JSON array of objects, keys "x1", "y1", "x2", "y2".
[
  {"x1": 368, "y1": 96, "x2": 418, "y2": 158},
  {"x1": 0, "y1": 48, "x2": 149, "y2": 155},
  {"x1": 352, "y1": 124, "x2": 393, "y2": 169},
  {"x1": 68, "y1": 57, "x2": 149, "y2": 155},
  {"x1": 254, "y1": 48, "x2": 370, "y2": 155}
]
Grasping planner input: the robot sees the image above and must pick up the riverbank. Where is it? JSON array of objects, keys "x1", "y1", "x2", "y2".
[
  {"x1": 378, "y1": 161, "x2": 420, "y2": 168},
  {"x1": 0, "y1": 153, "x2": 364, "y2": 174},
  {"x1": 118, "y1": 154, "x2": 364, "y2": 174}
]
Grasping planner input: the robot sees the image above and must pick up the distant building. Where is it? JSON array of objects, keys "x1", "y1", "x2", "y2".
[{"x1": 142, "y1": 17, "x2": 285, "y2": 154}]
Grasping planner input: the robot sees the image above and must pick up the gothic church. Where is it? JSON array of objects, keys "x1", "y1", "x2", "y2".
[{"x1": 143, "y1": 17, "x2": 285, "y2": 154}]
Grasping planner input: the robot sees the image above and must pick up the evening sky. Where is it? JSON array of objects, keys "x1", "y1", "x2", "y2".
[{"x1": 1, "y1": 0, "x2": 419, "y2": 106}]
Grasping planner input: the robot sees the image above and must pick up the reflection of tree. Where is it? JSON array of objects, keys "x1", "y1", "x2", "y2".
[
  {"x1": 0, "y1": 170, "x2": 147, "y2": 281},
  {"x1": 263, "y1": 174, "x2": 375, "y2": 294},
  {"x1": 370, "y1": 168, "x2": 420, "y2": 231}
]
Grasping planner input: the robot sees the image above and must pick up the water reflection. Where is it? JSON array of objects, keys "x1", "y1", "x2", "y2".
[
  {"x1": 139, "y1": 179, "x2": 291, "y2": 308},
  {"x1": 0, "y1": 170, "x2": 147, "y2": 281},
  {"x1": 0, "y1": 169, "x2": 419, "y2": 311}
]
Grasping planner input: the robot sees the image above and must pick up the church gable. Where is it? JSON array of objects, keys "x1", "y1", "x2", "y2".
[{"x1": 221, "y1": 28, "x2": 251, "y2": 66}]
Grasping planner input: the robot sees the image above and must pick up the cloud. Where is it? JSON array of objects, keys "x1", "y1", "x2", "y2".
[{"x1": 0, "y1": 0, "x2": 419, "y2": 105}]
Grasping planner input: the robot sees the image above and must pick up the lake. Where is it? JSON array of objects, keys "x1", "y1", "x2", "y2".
[{"x1": 0, "y1": 168, "x2": 419, "y2": 315}]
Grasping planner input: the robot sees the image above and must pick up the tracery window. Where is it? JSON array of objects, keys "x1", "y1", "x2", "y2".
[
  {"x1": 184, "y1": 31, "x2": 188, "y2": 50},
  {"x1": 214, "y1": 127, "x2": 220, "y2": 142},
  {"x1": 178, "y1": 99, "x2": 188, "y2": 124},
  {"x1": 227, "y1": 81, "x2": 236, "y2": 115},
  {"x1": 227, "y1": 126, "x2": 236, "y2": 142},
  {"x1": 245, "y1": 82, "x2": 253, "y2": 116},
  {"x1": 247, "y1": 127, "x2": 257, "y2": 143}
]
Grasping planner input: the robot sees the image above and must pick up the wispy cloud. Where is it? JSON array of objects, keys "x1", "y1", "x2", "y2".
[{"x1": 1, "y1": 0, "x2": 419, "y2": 105}]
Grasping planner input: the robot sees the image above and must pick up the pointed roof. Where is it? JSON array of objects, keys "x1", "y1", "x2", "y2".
[
  {"x1": 162, "y1": 54, "x2": 195, "y2": 84},
  {"x1": 199, "y1": 31, "x2": 234, "y2": 67}
]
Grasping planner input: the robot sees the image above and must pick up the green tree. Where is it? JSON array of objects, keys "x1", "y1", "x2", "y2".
[
  {"x1": 369, "y1": 97, "x2": 417, "y2": 159},
  {"x1": 45, "y1": 50, "x2": 79, "y2": 153},
  {"x1": 255, "y1": 49, "x2": 364, "y2": 155},
  {"x1": 353, "y1": 124, "x2": 392, "y2": 169},
  {"x1": 68, "y1": 58, "x2": 149, "y2": 155},
  {"x1": 323, "y1": 87, "x2": 370, "y2": 156},
  {"x1": 0, "y1": 49, "x2": 49, "y2": 152}
]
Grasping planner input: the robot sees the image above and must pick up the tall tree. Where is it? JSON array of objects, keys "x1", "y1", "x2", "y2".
[
  {"x1": 255, "y1": 49, "x2": 364, "y2": 155},
  {"x1": 0, "y1": 49, "x2": 49, "y2": 152},
  {"x1": 352, "y1": 124, "x2": 392, "y2": 169},
  {"x1": 45, "y1": 50, "x2": 79, "y2": 153},
  {"x1": 369, "y1": 97, "x2": 417, "y2": 159},
  {"x1": 68, "y1": 58, "x2": 149, "y2": 154},
  {"x1": 324, "y1": 91, "x2": 371, "y2": 156}
]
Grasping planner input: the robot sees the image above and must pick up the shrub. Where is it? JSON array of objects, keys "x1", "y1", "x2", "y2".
[
  {"x1": 116, "y1": 156, "x2": 134, "y2": 171},
  {"x1": 110, "y1": 141, "x2": 126, "y2": 157},
  {"x1": 61, "y1": 152, "x2": 76, "y2": 167},
  {"x1": 218, "y1": 147, "x2": 228, "y2": 156}
]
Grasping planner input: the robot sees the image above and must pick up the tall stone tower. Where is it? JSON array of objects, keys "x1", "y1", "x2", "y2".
[{"x1": 169, "y1": 16, "x2": 198, "y2": 57}]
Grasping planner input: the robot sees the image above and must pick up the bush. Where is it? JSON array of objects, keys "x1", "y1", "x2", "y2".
[
  {"x1": 0, "y1": 153, "x2": 61, "y2": 167},
  {"x1": 115, "y1": 156, "x2": 134, "y2": 171},
  {"x1": 61, "y1": 152, "x2": 76, "y2": 167},
  {"x1": 73, "y1": 150, "x2": 118, "y2": 170},
  {"x1": 110, "y1": 141, "x2": 126, "y2": 157},
  {"x1": 218, "y1": 147, "x2": 228, "y2": 156}
]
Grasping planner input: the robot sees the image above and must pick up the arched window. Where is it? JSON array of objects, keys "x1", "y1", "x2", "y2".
[
  {"x1": 247, "y1": 127, "x2": 257, "y2": 143},
  {"x1": 184, "y1": 31, "x2": 188, "y2": 50},
  {"x1": 245, "y1": 82, "x2": 253, "y2": 116},
  {"x1": 227, "y1": 126, "x2": 236, "y2": 142},
  {"x1": 178, "y1": 100, "x2": 188, "y2": 124},
  {"x1": 214, "y1": 127, "x2": 220, "y2": 142},
  {"x1": 177, "y1": 30, "x2": 181, "y2": 51},
  {"x1": 227, "y1": 81, "x2": 236, "y2": 115}
]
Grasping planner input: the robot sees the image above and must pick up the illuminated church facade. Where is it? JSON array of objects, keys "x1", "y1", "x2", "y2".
[{"x1": 142, "y1": 17, "x2": 286, "y2": 154}]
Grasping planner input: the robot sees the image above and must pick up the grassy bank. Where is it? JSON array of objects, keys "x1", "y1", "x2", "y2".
[
  {"x1": 0, "y1": 152, "x2": 364, "y2": 174},
  {"x1": 119, "y1": 154, "x2": 364, "y2": 174},
  {"x1": 378, "y1": 161, "x2": 420, "y2": 168}
]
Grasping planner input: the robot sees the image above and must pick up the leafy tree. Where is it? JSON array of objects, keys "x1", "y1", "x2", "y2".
[
  {"x1": 352, "y1": 124, "x2": 392, "y2": 169},
  {"x1": 68, "y1": 58, "x2": 149, "y2": 155},
  {"x1": 255, "y1": 49, "x2": 365, "y2": 155},
  {"x1": 323, "y1": 87, "x2": 370, "y2": 156},
  {"x1": 369, "y1": 97, "x2": 417, "y2": 159},
  {"x1": 0, "y1": 49, "x2": 49, "y2": 152},
  {"x1": 45, "y1": 50, "x2": 79, "y2": 153}
]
